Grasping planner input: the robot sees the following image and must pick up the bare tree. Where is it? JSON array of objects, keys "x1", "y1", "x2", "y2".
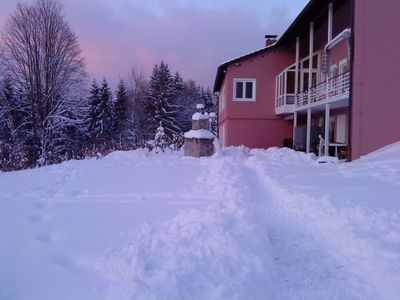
[{"x1": 0, "y1": 0, "x2": 87, "y2": 165}]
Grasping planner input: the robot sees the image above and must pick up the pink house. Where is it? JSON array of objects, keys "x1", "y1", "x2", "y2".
[{"x1": 214, "y1": 0, "x2": 400, "y2": 160}]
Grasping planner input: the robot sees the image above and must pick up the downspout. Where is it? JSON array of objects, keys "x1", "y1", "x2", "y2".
[{"x1": 348, "y1": 0, "x2": 356, "y2": 161}]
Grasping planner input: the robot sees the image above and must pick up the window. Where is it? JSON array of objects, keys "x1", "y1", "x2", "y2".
[
  {"x1": 338, "y1": 59, "x2": 348, "y2": 74},
  {"x1": 336, "y1": 114, "x2": 346, "y2": 143},
  {"x1": 233, "y1": 79, "x2": 256, "y2": 101},
  {"x1": 330, "y1": 64, "x2": 338, "y2": 79}
]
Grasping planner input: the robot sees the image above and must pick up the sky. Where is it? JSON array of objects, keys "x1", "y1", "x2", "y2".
[{"x1": 0, "y1": 0, "x2": 309, "y2": 89}]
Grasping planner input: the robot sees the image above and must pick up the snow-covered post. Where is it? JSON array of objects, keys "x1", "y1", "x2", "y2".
[{"x1": 184, "y1": 104, "x2": 215, "y2": 157}]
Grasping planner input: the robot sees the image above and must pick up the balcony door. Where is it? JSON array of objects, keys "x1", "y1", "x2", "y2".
[{"x1": 300, "y1": 70, "x2": 318, "y2": 92}]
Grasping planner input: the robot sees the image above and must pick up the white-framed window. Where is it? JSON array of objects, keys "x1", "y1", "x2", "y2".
[
  {"x1": 330, "y1": 64, "x2": 338, "y2": 79},
  {"x1": 233, "y1": 78, "x2": 256, "y2": 101},
  {"x1": 338, "y1": 58, "x2": 348, "y2": 74},
  {"x1": 336, "y1": 114, "x2": 346, "y2": 143}
]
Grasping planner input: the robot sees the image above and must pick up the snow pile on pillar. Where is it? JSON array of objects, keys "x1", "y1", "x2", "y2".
[{"x1": 184, "y1": 104, "x2": 215, "y2": 157}]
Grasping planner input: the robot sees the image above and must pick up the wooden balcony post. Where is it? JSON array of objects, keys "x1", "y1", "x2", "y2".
[
  {"x1": 306, "y1": 108, "x2": 311, "y2": 153},
  {"x1": 295, "y1": 36, "x2": 300, "y2": 95},
  {"x1": 308, "y1": 22, "x2": 314, "y2": 104},
  {"x1": 324, "y1": 103, "x2": 330, "y2": 156},
  {"x1": 293, "y1": 111, "x2": 297, "y2": 148}
]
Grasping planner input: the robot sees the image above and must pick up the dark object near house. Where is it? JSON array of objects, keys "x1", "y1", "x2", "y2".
[{"x1": 283, "y1": 138, "x2": 293, "y2": 149}]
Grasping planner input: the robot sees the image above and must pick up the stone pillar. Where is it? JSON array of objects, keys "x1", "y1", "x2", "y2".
[{"x1": 184, "y1": 104, "x2": 215, "y2": 157}]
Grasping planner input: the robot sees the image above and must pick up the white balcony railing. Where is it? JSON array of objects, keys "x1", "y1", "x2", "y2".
[{"x1": 296, "y1": 71, "x2": 350, "y2": 108}]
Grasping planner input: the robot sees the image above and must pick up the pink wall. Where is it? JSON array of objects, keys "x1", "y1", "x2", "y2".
[
  {"x1": 351, "y1": 0, "x2": 400, "y2": 159},
  {"x1": 223, "y1": 118, "x2": 292, "y2": 149},
  {"x1": 330, "y1": 40, "x2": 348, "y2": 67},
  {"x1": 218, "y1": 49, "x2": 294, "y2": 148}
]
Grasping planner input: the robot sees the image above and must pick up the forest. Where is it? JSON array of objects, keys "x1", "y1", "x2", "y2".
[{"x1": 0, "y1": 0, "x2": 217, "y2": 171}]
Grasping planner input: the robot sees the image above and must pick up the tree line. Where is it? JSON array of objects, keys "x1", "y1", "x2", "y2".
[{"x1": 0, "y1": 0, "x2": 216, "y2": 171}]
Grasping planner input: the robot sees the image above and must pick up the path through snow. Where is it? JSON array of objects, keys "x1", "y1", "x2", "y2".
[{"x1": 1, "y1": 145, "x2": 400, "y2": 299}]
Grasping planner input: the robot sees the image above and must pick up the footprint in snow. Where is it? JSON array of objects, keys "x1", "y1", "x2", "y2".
[
  {"x1": 33, "y1": 201, "x2": 48, "y2": 209},
  {"x1": 28, "y1": 214, "x2": 47, "y2": 223},
  {"x1": 51, "y1": 255, "x2": 81, "y2": 272},
  {"x1": 34, "y1": 232, "x2": 63, "y2": 244},
  {"x1": 35, "y1": 232, "x2": 55, "y2": 244}
]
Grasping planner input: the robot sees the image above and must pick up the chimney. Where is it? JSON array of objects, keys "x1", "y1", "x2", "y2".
[{"x1": 265, "y1": 34, "x2": 278, "y2": 47}]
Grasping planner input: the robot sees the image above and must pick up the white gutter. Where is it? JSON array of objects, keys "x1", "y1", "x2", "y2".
[{"x1": 324, "y1": 28, "x2": 351, "y2": 51}]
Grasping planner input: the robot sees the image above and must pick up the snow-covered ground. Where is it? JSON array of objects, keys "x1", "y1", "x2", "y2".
[{"x1": 1, "y1": 144, "x2": 400, "y2": 299}]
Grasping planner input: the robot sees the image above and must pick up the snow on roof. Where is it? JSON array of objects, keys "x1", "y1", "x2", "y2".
[
  {"x1": 214, "y1": 44, "x2": 275, "y2": 92},
  {"x1": 220, "y1": 44, "x2": 275, "y2": 66},
  {"x1": 184, "y1": 129, "x2": 214, "y2": 139},
  {"x1": 192, "y1": 112, "x2": 209, "y2": 120}
]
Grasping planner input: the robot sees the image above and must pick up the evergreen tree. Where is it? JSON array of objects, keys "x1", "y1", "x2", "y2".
[
  {"x1": 99, "y1": 78, "x2": 113, "y2": 143},
  {"x1": 172, "y1": 71, "x2": 185, "y2": 95},
  {"x1": 85, "y1": 79, "x2": 101, "y2": 144},
  {"x1": 126, "y1": 68, "x2": 149, "y2": 147},
  {"x1": 201, "y1": 87, "x2": 217, "y2": 113},
  {"x1": 146, "y1": 61, "x2": 180, "y2": 143},
  {"x1": 153, "y1": 122, "x2": 168, "y2": 153},
  {"x1": 113, "y1": 79, "x2": 129, "y2": 148}
]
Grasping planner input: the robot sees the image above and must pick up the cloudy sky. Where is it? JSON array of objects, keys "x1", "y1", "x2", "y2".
[{"x1": 0, "y1": 0, "x2": 308, "y2": 89}]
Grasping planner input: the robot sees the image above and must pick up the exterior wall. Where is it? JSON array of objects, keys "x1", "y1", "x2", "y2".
[
  {"x1": 222, "y1": 118, "x2": 292, "y2": 149},
  {"x1": 330, "y1": 40, "x2": 348, "y2": 67},
  {"x1": 218, "y1": 49, "x2": 294, "y2": 148},
  {"x1": 295, "y1": 1, "x2": 352, "y2": 64},
  {"x1": 351, "y1": 0, "x2": 400, "y2": 159}
]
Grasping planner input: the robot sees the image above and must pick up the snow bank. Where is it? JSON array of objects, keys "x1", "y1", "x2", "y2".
[
  {"x1": 250, "y1": 147, "x2": 317, "y2": 165},
  {"x1": 357, "y1": 141, "x2": 400, "y2": 163}
]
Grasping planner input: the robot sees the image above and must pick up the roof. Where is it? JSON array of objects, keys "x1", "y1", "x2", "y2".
[
  {"x1": 213, "y1": 45, "x2": 275, "y2": 93},
  {"x1": 213, "y1": 0, "x2": 350, "y2": 93},
  {"x1": 276, "y1": 0, "x2": 349, "y2": 47}
]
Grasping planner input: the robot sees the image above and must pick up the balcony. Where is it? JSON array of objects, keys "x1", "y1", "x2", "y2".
[
  {"x1": 295, "y1": 71, "x2": 350, "y2": 110},
  {"x1": 275, "y1": 66, "x2": 296, "y2": 115}
]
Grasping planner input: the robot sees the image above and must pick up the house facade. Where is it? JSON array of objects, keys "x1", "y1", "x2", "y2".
[{"x1": 214, "y1": 0, "x2": 400, "y2": 160}]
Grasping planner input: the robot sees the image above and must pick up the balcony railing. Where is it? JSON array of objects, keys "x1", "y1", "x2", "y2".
[{"x1": 296, "y1": 71, "x2": 350, "y2": 108}]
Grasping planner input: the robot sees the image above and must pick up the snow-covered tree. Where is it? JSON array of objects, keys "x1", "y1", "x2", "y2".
[
  {"x1": 126, "y1": 68, "x2": 149, "y2": 147},
  {"x1": 85, "y1": 79, "x2": 101, "y2": 144},
  {"x1": 153, "y1": 122, "x2": 168, "y2": 153},
  {"x1": 146, "y1": 61, "x2": 180, "y2": 143},
  {"x1": 113, "y1": 79, "x2": 129, "y2": 148},
  {"x1": 84, "y1": 78, "x2": 113, "y2": 153},
  {"x1": 0, "y1": 0, "x2": 87, "y2": 166},
  {"x1": 99, "y1": 78, "x2": 113, "y2": 142},
  {"x1": 201, "y1": 87, "x2": 217, "y2": 114}
]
